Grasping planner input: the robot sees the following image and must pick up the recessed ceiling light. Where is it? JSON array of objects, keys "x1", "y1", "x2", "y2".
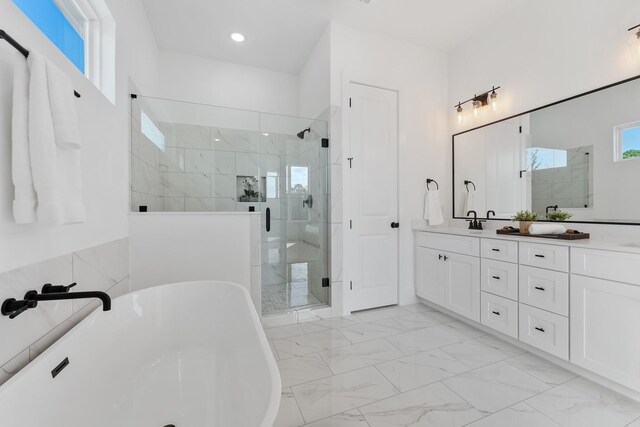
[
  {"x1": 230, "y1": 33, "x2": 246, "y2": 43},
  {"x1": 214, "y1": 138, "x2": 221, "y2": 142},
  {"x1": 262, "y1": 133, "x2": 269, "y2": 136}
]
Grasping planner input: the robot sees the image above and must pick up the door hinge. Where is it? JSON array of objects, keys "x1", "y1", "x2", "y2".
[
  {"x1": 322, "y1": 278, "x2": 330, "y2": 288},
  {"x1": 321, "y1": 138, "x2": 329, "y2": 148},
  {"x1": 349, "y1": 281, "x2": 353, "y2": 290}
]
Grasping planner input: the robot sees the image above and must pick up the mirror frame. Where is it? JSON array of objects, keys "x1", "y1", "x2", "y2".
[{"x1": 452, "y1": 73, "x2": 640, "y2": 226}]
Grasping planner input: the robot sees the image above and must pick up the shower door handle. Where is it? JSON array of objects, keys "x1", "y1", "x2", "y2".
[{"x1": 266, "y1": 208, "x2": 271, "y2": 232}]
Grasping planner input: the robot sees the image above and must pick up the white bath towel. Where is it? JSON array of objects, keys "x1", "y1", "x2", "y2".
[
  {"x1": 46, "y1": 61, "x2": 81, "y2": 149},
  {"x1": 12, "y1": 52, "x2": 37, "y2": 224},
  {"x1": 423, "y1": 185, "x2": 444, "y2": 226},
  {"x1": 529, "y1": 224, "x2": 566, "y2": 235},
  {"x1": 27, "y1": 52, "x2": 85, "y2": 225},
  {"x1": 463, "y1": 188, "x2": 476, "y2": 215}
]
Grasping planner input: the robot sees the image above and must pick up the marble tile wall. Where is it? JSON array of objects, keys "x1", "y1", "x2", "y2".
[{"x1": 0, "y1": 238, "x2": 129, "y2": 387}]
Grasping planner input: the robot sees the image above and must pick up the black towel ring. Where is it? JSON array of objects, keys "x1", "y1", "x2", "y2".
[
  {"x1": 464, "y1": 180, "x2": 476, "y2": 192},
  {"x1": 426, "y1": 179, "x2": 439, "y2": 190}
]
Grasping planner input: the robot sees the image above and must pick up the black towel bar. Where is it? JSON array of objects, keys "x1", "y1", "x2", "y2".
[
  {"x1": 464, "y1": 180, "x2": 476, "y2": 192},
  {"x1": 1, "y1": 29, "x2": 81, "y2": 98}
]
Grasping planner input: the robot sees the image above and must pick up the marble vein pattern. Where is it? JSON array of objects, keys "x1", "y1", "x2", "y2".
[
  {"x1": 526, "y1": 377, "x2": 640, "y2": 427},
  {"x1": 264, "y1": 303, "x2": 640, "y2": 426},
  {"x1": 443, "y1": 361, "x2": 551, "y2": 414},
  {"x1": 291, "y1": 366, "x2": 399, "y2": 423},
  {"x1": 465, "y1": 402, "x2": 561, "y2": 427},
  {"x1": 318, "y1": 338, "x2": 404, "y2": 374},
  {"x1": 359, "y1": 381, "x2": 484, "y2": 426}
]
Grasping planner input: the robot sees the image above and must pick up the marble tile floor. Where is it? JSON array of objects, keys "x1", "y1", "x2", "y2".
[{"x1": 264, "y1": 303, "x2": 640, "y2": 427}]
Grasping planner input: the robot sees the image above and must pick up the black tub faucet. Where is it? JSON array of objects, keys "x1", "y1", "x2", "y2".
[
  {"x1": 1, "y1": 283, "x2": 111, "y2": 319},
  {"x1": 466, "y1": 210, "x2": 484, "y2": 230}
]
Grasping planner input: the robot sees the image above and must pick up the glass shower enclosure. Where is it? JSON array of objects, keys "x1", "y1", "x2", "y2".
[{"x1": 130, "y1": 96, "x2": 330, "y2": 315}]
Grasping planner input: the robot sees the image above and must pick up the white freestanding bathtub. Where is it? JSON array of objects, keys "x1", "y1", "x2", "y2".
[{"x1": 0, "y1": 281, "x2": 281, "y2": 427}]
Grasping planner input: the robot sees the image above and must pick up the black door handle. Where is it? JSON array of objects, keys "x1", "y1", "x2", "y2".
[
  {"x1": 266, "y1": 207, "x2": 271, "y2": 232},
  {"x1": 390, "y1": 222, "x2": 399, "y2": 229},
  {"x1": 492, "y1": 311, "x2": 501, "y2": 316},
  {"x1": 534, "y1": 286, "x2": 546, "y2": 291},
  {"x1": 535, "y1": 327, "x2": 545, "y2": 333},
  {"x1": 492, "y1": 276, "x2": 501, "y2": 280},
  {"x1": 534, "y1": 254, "x2": 545, "y2": 258}
]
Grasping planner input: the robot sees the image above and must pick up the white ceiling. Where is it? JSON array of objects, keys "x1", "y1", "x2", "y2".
[{"x1": 141, "y1": 0, "x2": 527, "y2": 74}]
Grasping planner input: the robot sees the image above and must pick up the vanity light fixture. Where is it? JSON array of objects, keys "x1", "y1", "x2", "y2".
[
  {"x1": 629, "y1": 24, "x2": 640, "y2": 57},
  {"x1": 230, "y1": 32, "x2": 246, "y2": 43},
  {"x1": 454, "y1": 86, "x2": 501, "y2": 122}
]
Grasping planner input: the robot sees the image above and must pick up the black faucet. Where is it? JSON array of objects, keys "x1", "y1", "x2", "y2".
[
  {"x1": 1, "y1": 283, "x2": 111, "y2": 319},
  {"x1": 466, "y1": 210, "x2": 484, "y2": 230},
  {"x1": 546, "y1": 205, "x2": 558, "y2": 215},
  {"x1": 487, "y1": 210, "x2": 496, "y2": 219}
]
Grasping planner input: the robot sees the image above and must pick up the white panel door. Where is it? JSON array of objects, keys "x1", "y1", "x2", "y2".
[
  {"x1": 347, "y1": 83, "x2": 399, "y2": 312},
  {"x1": 444, "y1": 252, "x2": 481, "y2": 322},
  {"x1": 416, "y1": 247, "x2": 444, "y2": 305},
  {"x1": 571, "y1": 275, "x2": 640, "y2": 391}
]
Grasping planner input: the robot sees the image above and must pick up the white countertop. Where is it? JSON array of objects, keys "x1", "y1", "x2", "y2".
[{"x1": 412, "y1": 222, "x2": 640, "y2": 255}]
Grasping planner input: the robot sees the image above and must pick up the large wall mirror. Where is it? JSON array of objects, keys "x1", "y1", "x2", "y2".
[{"x1": 453, "y1": 75, "x2": 640, "y2": 225}]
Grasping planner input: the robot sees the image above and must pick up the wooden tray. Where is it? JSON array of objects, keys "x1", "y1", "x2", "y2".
[{"x1": 496, "y1": 229, "x2": 590, "y2": 240}]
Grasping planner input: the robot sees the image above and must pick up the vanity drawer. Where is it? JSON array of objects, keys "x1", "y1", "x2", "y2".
[
  {"x1": 481, "y1": 292, "x2": 518, "y2": 338},
  {"x1": 571, "y1": 248, "x2": 640, "y2": 286},
  {"x1": 481, "y1": 259, "x2": 518, "y2": 300},
  {"x1": 519, "y1": 303, "x2": 568, "y2": 360},
  {"x1": 481, "y1": 238, "x2": 518, "y2": 263},
  {"x1": 519, "y1": 242, "x2": 569, "y2": 272},
  {"x1": 519, "y1": 266, "x2": 569, "y2": 316},
  {"x1": 416, "y1": 232, "x2": 480, "y2": 257}
]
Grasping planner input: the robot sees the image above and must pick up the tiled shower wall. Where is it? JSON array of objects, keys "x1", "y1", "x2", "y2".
[
  {"x1": 531, "y1": 145, "x2": 593, "y2": 216},
  {"x1": 0, "y1": 238, "x2": 129, "y2": 386}
]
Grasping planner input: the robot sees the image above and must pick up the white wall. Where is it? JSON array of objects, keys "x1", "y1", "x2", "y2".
[
  {"x1": 298, "y1": 26, "x2": 330, "y2": 120},
  {"x1": 0, "y1": 0, "x2": 160, "y2": 273},
  {"x1": 158, "y1": 51, "x2": 300, "y2": 117},
  {"x1": 330, "y1": 23, "x2": 449, "y2": 311},
  {"x1": 448, "y1": 0, "x2": 640, "y2": 239}
]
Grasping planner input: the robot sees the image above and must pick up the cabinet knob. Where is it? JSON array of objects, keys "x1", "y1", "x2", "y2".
[
  {"x1": 439, "y1": 254, "x2": 443, "y2": 260},
  {"x1": 443, "y1": 255, "x2": 449, "y2": 261}
]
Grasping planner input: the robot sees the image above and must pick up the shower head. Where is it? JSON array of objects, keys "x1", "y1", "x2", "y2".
[{"x1": 297, "y1": 127, "x2": 311, "y2": 140}]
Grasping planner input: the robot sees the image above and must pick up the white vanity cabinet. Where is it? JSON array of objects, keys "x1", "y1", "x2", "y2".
[
  {"x1": 570, "y1": 250, "x2": 640, "y2": 392},
  {"x1": 415, "y1": 233, "x2": 480, "y2": 322},
  {"x1": 415, "y1": 228, "x2": 640, "y2": 394}
]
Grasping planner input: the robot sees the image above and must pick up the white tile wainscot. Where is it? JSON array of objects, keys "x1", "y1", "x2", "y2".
[{"x1": 413, "y1": 225, "x2": 640, "y2": 402}]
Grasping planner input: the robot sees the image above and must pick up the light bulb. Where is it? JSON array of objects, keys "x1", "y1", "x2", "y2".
[
  {"x1": 457, "y1": 104, "x2": 463, "y2": 124},
  {"x1": 490, "y1": 90, "x2": 498, "y2": 112},
  {"x1": 473, "y1": 100, "x2": 481, "y2": 118}
]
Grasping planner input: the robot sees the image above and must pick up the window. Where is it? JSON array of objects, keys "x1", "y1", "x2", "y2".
[
  {"x1": 527, "y1": 147, "x2": 567, "y2": 170},
  {"x1": 615, "y1": 122, "x2": 640, "y2": 161},
  {"x1": 289, "y1": 166, "x2": 309, "y2": 193},
  {"x1": 13, "y1": 0, "x2": 86, "y2": 72},
  {"x1": 141, "y1": 111, "x2": 165, "y2": 151},
  {"x1": 13, "y1": 0, "x2": 116, "y2": 103}
]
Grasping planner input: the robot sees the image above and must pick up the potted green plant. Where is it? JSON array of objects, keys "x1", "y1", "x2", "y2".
[
  {"x1": 547, "y1": 210, "x2": 573, "y2": 221},
  {"x1": 512, "y1": 210, "x2": 539, "y2": 234}
]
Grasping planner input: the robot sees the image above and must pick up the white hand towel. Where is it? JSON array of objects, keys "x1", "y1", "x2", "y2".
[
  {"x1": 12, "y1": 53, "x2": 37, "y2": 224},
  {"x1": 46, "y1": 61, "x2": 81, "y2": 149},
  {"x1": 423, "y1": 186, "x2": 444, "y2": 226},
  {"x1": 463, "y1": 189, "x2": 476, "y2": 215},
  {"x1": 529, "y1": 224, "x2": 566, "y2": 235},
  {"x1": 27, "y1": 52, "x2": 85, "y2": 225}
]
